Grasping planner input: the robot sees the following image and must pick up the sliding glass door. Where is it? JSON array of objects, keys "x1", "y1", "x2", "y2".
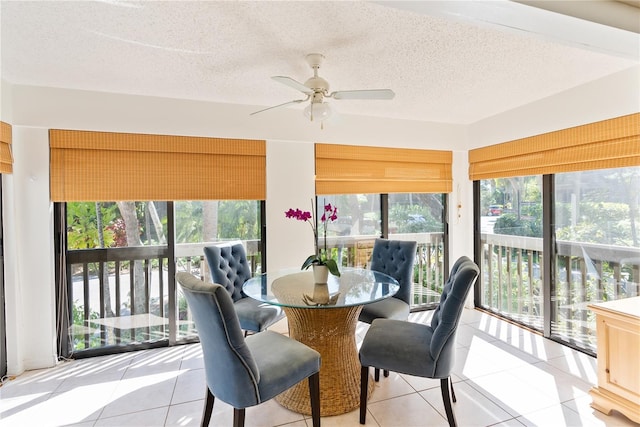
[{"x1": 475, "y1": 166, "x2": 639, "y2": 354}]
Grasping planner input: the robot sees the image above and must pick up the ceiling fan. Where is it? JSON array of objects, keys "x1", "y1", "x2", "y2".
[{"x1": 250, "y1": 53, "x2": 395, "y2": 125}]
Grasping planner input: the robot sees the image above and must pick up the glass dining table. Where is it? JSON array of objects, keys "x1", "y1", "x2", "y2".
[{"x1": 243, "y1": 267, "x2": 399, "y2": 416}]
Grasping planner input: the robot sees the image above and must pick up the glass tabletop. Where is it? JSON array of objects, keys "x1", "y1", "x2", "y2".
[{"x1": 242, "y1": 267, "x2": 399, "y2": 309}]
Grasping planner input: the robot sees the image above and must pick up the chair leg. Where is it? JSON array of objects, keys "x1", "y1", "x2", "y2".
[
  {"x1": 232, "y1": 408, "x2": 245, "y2": 427},
  {"x1": 450, "y1": 377, "x2": 457, "y2": 403},
  {"x1": 201, "y1": 387, "x2": 214, "y2": 427},
  {"x1": 440, "y1": 378, "x2": 457, "y2": 427},
  {"x1": 308, "y1": 372, "x2": 321, "y2": 427},
  {"x1": 360, "y1": 366, "x2": 369, "y2": 424},
  {"x1": 383, "y1": 369, "x2": 389, "y2": 377},
  {"x1": 374, "y1": 368, "x2": 380, "y2": 382}
]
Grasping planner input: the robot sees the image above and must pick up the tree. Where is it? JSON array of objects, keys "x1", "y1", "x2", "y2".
[
  {"x1": 116, "y1": 201, "x2": 147, "y2": 315},
  {"x1": 202, "y1": 201, "x2": 219, "y2": 241}
]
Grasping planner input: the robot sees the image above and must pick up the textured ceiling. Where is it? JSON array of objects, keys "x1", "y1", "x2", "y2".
[{"x1": 1, "y1": 0, "x2": 639, "y2": 124}]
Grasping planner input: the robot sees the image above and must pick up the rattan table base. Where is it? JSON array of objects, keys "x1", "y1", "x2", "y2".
[{"x1": 276, "y1": 305, "x2": 374, "y2": 416}]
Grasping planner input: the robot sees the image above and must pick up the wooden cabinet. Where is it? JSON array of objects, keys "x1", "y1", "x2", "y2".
[{"x1": 588, "y1": 297, "x2": 640, "y2": 423}]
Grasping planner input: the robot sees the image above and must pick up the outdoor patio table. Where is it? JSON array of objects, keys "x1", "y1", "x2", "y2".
[{"x1": 243, "y1": 267, "x2": 399, "y2": 416}]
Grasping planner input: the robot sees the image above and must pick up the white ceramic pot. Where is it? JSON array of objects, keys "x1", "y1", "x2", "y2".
[{"x1": 312, "y1": 264, "x2": 329, "y2": 284}]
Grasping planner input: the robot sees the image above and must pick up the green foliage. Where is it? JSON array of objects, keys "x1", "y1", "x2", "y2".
[
  {"x1": 175, "y1": 201, "x2": 204, "y2": 243},
  {"x1": 494, "y1": 214, "x2": 541, "y2": 237},
  {"x1": 67, "y1": 202, "x2": 117, "y2": 249},
  {"x1": 389, "y1": 204, "x2": 442, "y2": 233},
  {"x1": 72, "y1": 300, "x2": 101, "y2": 350},
  {"x1": 556, "y1": 202, "x2": 634, "y2": 245},
  {"x1": 174, "y1": 201, "x2": 260, "y2": 243},
  {"x1": 219, "y1": 201, "x2": 259, "y2": 239}
]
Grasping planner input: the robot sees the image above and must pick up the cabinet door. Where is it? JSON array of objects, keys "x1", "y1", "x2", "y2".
[{"x1": 602, "y1": 317, "x2": 640, "y2": 402}]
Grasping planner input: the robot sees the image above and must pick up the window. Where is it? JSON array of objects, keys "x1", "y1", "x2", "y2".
[
  {"x1": 320, "y1": 193, "x2": 447, "y2": 309},
  {"x1": 475, "y1": 168, "x2": 639, "y2": 353},
  {"x1": 477, "y1": 177, "x2": 544, "y2": 329},
  {"x1": 60, "y1": 199, "x2": 263, "y2": 355},
  {"x1": 471, "y1": 113, "x2": 640, "y2": 354},
  {"x1": 64, "y1": 201, "x2": 171, "y2": 353},
  {"x1": 552, "y1": 167, "x2": 639, "y2": 352}
]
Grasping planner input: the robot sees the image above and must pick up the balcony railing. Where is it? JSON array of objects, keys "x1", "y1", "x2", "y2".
[
  {"x1": 325, "y1": 232, "x2": 446, "y2": 309},
  {"x1": 67, "y1": 234, "x2": 445, "y2": 353},
  {"x1": 67, "y1": 246, "x2": 172, "y2": 352},
  {"x1": 479, "y1": 233, "x2": 640, "y2": 353},
  {"x1": 66, "y1": 240, "x2": 262, "y2": 353}
]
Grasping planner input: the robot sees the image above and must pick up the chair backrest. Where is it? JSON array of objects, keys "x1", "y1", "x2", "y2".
[
  {"x1": 428, "y1": 257, "x2": 479, "y2": 376},
  {"x1": 204, "y1": 241, "x2": 251, "y2": 302},
  {"x1": 175, "y1": 272, "x2": 262, "y2": 408},
  {"x1": 369, "y1": 239, "x2": 417, "y2": 304},
  {"x1": 445, "y1": 255, "x2": 469, "y2": 286}
]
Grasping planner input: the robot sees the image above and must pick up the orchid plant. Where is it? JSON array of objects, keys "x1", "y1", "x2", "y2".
[{"x1": 285, "y1": 199, "x2": 341, "y2": 277}]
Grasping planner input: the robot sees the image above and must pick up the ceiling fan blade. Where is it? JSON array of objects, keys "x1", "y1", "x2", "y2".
[
  {"x1": 330, "y1": 89, "x2": 395, "y2": 100},
  {"x1": 250, "y1": 98, "x2": 308, "y2": 116},
  {"x1": 272, "y1": 76, "x2": 314, "y2": 95}
]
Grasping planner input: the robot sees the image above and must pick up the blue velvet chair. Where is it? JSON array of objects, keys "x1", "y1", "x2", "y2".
[
  {"x1": 358, "y1": 257, "x2": 479, "y2": 427},
  {"x1": 358, "y1": 238, "x2": 417, "y2": 380},
  {"x1": 176, "y1": 272, "x2": 321, "y2": 427},
  {"x1": 204, "y1": 242, "x2": 284, "y2": 335}
]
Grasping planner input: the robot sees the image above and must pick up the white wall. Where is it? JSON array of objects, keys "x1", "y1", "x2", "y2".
[
  {"x1": 11, "y1": 127, "x2": 57, "y2": 371},
  {"x1": 1, "y1": 69, "x2": 637, "y2": 373},
  {"x1": 266, "y1": 140, "x2": 316, "y2": 272},
  {"x1": 467, "y1": 65, "x2": 640, "y2": 148}
]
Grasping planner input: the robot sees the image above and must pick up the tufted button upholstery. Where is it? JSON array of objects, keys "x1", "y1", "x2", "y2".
[
  {"x1": 204, "y1": 242, "x2": 284, "y2": 333},
  {"x1": 204, "y1": 243, "x2": 251, "y2": 302},
  {"x1": 369, "y1": 239, "x2": 417, "y2": 304},
  {"x1": 358, "y1": 239, "x2": 417, "y2": 324}
]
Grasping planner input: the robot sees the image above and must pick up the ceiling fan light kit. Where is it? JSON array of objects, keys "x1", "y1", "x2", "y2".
[
  {"x1": 303, "y1": 101, "x2": 332, "y2": 122},
  {"x1": 251, "y1": 53, "x2": 395, "y2": 127}
]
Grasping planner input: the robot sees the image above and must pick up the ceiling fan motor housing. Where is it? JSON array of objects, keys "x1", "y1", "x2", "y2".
[
  {"x1": 305, "y1": 77, "x2": 330, "y2": 96},
  {"x1": 304, "y1": 53, "x2": 330, "y2": 94}
]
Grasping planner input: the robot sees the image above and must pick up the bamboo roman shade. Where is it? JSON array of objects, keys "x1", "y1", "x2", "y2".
[
  {"x1": 469, "y1": 113, "x2": 640, "y2": 180},
  {"x1": 0, "y1": 121, "x2": 13, "y2": 174},
  {"x1": 315, "y1": 143, "x2": 452, "y2": 194},
  {"x1": 50, "y1": 130, "x2": 266, "y2": 201}
]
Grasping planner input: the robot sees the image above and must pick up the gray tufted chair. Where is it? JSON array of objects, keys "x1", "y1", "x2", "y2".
[
  {"x1": 176, "y1": 272, "x2": 321, "y2": 427},
  {"x1": 204, "y1": 242, "x2": 284, "y2": 335},
  {"x1": 358, "y1": 257, "x2": 479, "y2": 427},
  {"x1": 358, "y1": 238, "x2": 417, "y2": 380}
]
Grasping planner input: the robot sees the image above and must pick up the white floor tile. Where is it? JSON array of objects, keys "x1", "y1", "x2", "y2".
[
  {"x1": 367, "y1": 393, "x2": 448, "y2": 426},
  {"x1": 400, "y1": 373, "x2": 448, "y2": 393},
  {"x1": 563, "y1": 394, "x2": 640, "y2": 427},
  {"x1": 468, "y1": 370, "x2": 560, "y2": 417},
  {"x1": 506, "y1": 361, "x2": 592, "y2": 403},
  {"x1": 99, "y1": 371, "x2": 181, "y2": 418},
  {"x1": 170, "y1": 368, "x2": 205, "y2": 405},
  {"x1": 491, "y1": 419, "x2": 527, "y2": 426},
  {"x1": 516, "y1": 403, "x2": 594, "y2": 427},
  {"x1": 420, "y1": 380, "x2": 513, "y2": 426},
  {"x1": 179, "y1": 344, "x2": 204, "y2": 370},
  {"x1": 316, "y1": 407, "x2": 371, "y2": 426},
  {"x1": 164, "y1": 400, "x2": 202, "y2": 427},
  {"x1": 3, "y1": 308, "x2": 610, "y2": 427},
  {"x1": 545, "y1": 350, "x2": 598, "y2": 386},
  {"x1": 367, "y1": 372, "x2": 415, "y2": 403},
  {"x1": 94, "y1": 406, "x2": 168, "y2": 426}
]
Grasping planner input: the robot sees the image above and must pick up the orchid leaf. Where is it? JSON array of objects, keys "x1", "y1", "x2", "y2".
[
  {"x1": 301, "y1": 255, "x2": 318, "y2": 270},
  {"x1": 324, "y1": 259, "x2": 341, "y2": 277}
]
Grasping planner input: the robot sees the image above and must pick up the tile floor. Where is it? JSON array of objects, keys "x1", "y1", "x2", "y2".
[{"x1": 1, "y1": 309, "x2": 638, "y2": 427}]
